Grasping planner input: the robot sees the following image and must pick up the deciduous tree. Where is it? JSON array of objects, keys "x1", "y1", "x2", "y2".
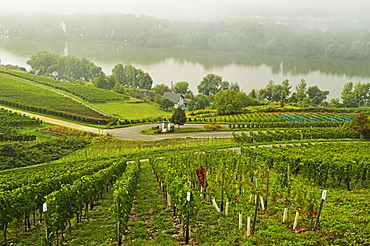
[
  {"x1": 351, "y1": 112, "x2": 370, "y2": 139},
  {"x1": 214, "y1": 89, "x2": 243, "y2": 115},
  {"x1": 188, "y1": 94, "x2": 210, "y2": 111},
  {"x1": 198, "y1": 74, "x2": 222, "y2": 95},
  {"x1": 173, "y1": 81, "x2": 190, "y2": 94}
]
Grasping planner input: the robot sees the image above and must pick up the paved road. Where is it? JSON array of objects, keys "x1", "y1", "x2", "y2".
[
  {"x1": 107, "y1": 123, "x2": 237, "y2": 141},
  {"x1": 2, "y1": 107, "x2": 237, "y2": 141}
]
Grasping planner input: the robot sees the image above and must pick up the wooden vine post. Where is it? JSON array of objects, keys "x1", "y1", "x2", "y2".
[
  {"x1": 314, "y1": 190, "x2": 327, "y2": 231},
  {"x1": 265, "y1": 165, "x2": 270, "y2": 210},
  {"x1": 252, "y1": 192, "x2": 259, "y2": 234},
  {"x1": 220, "y1": 172, "x2": 225, "y2": 212}
]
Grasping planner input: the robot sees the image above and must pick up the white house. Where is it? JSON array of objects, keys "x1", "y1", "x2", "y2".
[{"x1": 162, "y1": 92, "x2": 185, "y2": 108}]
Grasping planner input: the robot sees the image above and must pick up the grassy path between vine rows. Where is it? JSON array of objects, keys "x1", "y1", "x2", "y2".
[
  {"x1": 122, "y1": 160, "x2": 184, "y2": 246},
  {"x1": 63, "y1": 160, "x2": 184, "y2": 246}
]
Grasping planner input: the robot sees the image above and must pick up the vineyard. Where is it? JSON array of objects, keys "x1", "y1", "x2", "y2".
[
  {"x1": 233, "y1": 128, "x2": 359, "y2": 143},
  {"x1": 150, "y1": 143, "x2": 370, "y2": 245},
  {"x1": 0, "y1": 73, "x2": 112, "y2": 124},
  {"x1": 188, "y1": 112, "x2": 356, "y2": 128},
  {"x1": 0, "y1": 69, "x2": 123, "y2": 103},
  {"x1": 1, "y1": 131, "x2": 369, "y2": 245},
  {"x1": 0, "y1": 82, "x2": 369, "y2": 245},
  {"x1": 0, "y1": 108, "x2": 41, "y2": 142}
]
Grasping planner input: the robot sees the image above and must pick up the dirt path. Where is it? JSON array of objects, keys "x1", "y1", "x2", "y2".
[{"x1": 1, "y1": 106, "x2": 103, "y2": 134}]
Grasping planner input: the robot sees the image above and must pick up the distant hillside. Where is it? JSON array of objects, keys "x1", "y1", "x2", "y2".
[{"x1": 1, "y1": 13, "x2": 370, "y2": 59}]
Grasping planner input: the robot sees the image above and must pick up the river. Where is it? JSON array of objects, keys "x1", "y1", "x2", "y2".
[{"x1": 1, "y1": 37, "x2": 370, "y2": 100}]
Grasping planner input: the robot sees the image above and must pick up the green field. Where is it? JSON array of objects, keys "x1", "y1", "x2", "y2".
[{"x1": 91, "y1": 100, "x2": 171, "y2": 120}]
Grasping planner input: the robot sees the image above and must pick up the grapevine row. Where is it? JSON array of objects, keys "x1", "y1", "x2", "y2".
[
  {"x1": 233, "y1": 128, "x2": 359, "y2": 143},
  {"x1": 0, "y1": 157, "x2": 125, "y2": 243},
  {"x1": 45, "y1": 159, "x2": 127, "y2": 244},
  {"x1": 113, "y1": 160, "x2": 141, "y2": 245},
  {"x1": 0, "y1": 69, "x2": 122, "y2": 103}
]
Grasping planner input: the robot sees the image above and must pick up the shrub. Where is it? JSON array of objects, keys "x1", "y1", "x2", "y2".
[{"x1": 204, "y1": 124, "x2": 222, "y2": 131}]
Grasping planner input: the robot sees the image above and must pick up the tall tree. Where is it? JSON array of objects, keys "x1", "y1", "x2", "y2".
[
  {"x1": 170, "y1": 106, "x2": 187, "y2": 130},
  {"x1": 353, "y1": 82, "x2": 370, "y2": 106},
  {"x1": 281, "y1": 79, "x2": 292, "y2": 96},
  {"x1": 341, "y1": 82, "x2": 358, "y2": 107},
  {"x1": 188, "y1": 94, "x2": 210, "y2": 111},
  {"x1": 92, "y1": 74, "x2": 116, "y2": 90},
  {"x1": 159, "y1": 98, "x2": 174, "y2": 111},
  {"x1": 198, "y1": 74, "x2": 222, "y2": 95},
  {"x1": 152, "y1": 84, "x2": 171, "y2": 95},
  {"x1": 214, "y1": 89, "x2": 243, "y2": 115},
  {"x1": 173, "y1": 81, "x2": 190, "y2": 94},
  {"x1": 296, "y1": 79, "x2": 307, "y2": 94},
  {"x1": 351, "y1": 112, "x2": 370, "y2": 139},
  {"x1": 112, "y1": 64, "x2": 153, "y2": 89},
  {"x1": 307, "y1": 85, "x2": 329, "y2": 104}
]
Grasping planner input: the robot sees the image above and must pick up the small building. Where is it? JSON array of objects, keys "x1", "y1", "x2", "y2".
[
  {"x1": 162, "y1": 122, "x2": 171, "y2": 133},
  {"x1": 162, "y1": 92, "x2": 185, "y2": 108}
]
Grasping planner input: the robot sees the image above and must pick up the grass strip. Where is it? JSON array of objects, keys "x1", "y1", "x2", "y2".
[{"x1": 123, "y1": 161, "x2": 181, "y2": 246}]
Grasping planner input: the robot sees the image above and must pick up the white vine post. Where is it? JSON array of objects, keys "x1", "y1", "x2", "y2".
[
  {"x1": 293, "y1": 211, "x2": 299, "y2": 230},
  {"x1": 43, "y1": 203, "x2": 49, "y2": 245},
  {"x1": 314, "y1": 190, "x2": 327, "y2": 231},
  {"x1": 238, "y1": 213, "x2": 243, "y2": 230},
  {"x1": 247, "y1": 216, "x2": 251, "y2": 236},
  {"x1": 283, "y1": 208, "x2": 288, "y2": 222},
  {"x1": 185, "y1": 192, "x2": 191, "y2": 244},
  {"x1": 212, "y1": 198, "x2": 221, "y2": 212}
]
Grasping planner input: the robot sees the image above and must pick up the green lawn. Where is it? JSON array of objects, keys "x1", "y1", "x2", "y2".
[{"x1": 90, "y1": 101, "x2": 171, "y2": 120}]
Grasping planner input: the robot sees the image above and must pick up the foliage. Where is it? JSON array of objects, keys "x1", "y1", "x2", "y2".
[
  {"x1": 341, "y1": 82, "x2": 370, "y2": 107},
  {"x1": 351, "y1": 112, "x2": 370, "y2": 139},
  {"x1": 0, "y1": 137, "x2": 90, "y2": 170},
  {"x1": 169, "y1": 107, "x2": 187, "y2": 128},
  {"x1": 214, "y1": 89, "x2": 243, "y2": 115},
  {"x1": 173, "y1": 81, "x2": 190, "y2": 94},
  {"x1": 203, "y1": 124, "x2": 222, "y2": 131},
  {"x1": 307, "y1": 85, "x2": 329, "y2": 104},
  {"x1": 157, "y1": 97, "x2": 174, "y2": 111},
  {"x1": 113, "y1": 161, "x2": 140, "y2": 243},
  {"x1": 188, "y1": 94, "x2": 211, "y2": 111},
  {"x1": 197, "y1": 74, "x2": 240, "y2": 96},
  {"x1": 233, "y1": 127, "x2": 359, "y2": 144},
  {"x1": 198, "y1": 74, "x2": 222, "y2": 95},
  {"x1": 152, "y1": 83, "x2": 172, "y2": 95},
  {"x1": 92, "y1": 73, "x2": 117, "y2": 90},
  {"x1": 112, "y1": 64, "x2": 153, "y2": 90},
  {"x1": 27, "y1": 50, "x2": 102, "y2": 81}
]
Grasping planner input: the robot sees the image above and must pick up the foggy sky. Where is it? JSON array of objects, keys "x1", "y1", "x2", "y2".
[{"x1": 1, "y1": 0, "x2": 369, "y2": 20}]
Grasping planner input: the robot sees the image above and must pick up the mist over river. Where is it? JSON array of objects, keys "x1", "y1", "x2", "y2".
[{"x1": 1, "y1": 38, "x2": 370, "y2": 100}]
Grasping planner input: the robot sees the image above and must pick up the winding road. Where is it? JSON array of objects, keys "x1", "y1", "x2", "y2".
[{"x1": 2, "y1": 106, "x2": 237, "y2": 141}]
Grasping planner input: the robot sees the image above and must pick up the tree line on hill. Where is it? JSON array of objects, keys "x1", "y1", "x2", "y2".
[
  {"x1": 1, "y1": 13, "x2": 370, "y2": 60},
  {"x1": 24, "y1": 50, "x2": 370, "y2": 116}
]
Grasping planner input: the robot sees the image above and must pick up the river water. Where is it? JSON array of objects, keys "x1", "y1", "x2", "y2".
[{"x1": 1, "y1": 37, "x2": 370, "y2": 100}]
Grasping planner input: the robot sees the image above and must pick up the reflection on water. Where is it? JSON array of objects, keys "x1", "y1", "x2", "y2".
[{"x1": 1, "y1": 37, "x2": 370, "y2": 99}]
